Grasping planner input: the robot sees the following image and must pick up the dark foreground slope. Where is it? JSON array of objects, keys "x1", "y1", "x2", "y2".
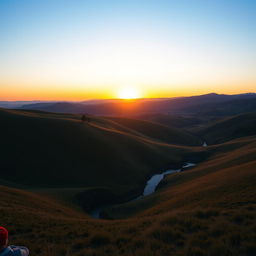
[
  {"x1": 1, "y1": 136, "x2": 256, "y2": 256},
  {"x1": 0, "y1": 108, "x2": 255, "y2": 256},
  {"x1": 0, "y1": 108, "x2": 201, "y2": 204}
]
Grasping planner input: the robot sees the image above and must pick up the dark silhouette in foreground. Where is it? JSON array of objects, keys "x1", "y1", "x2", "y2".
[{"x1": 0, "y1": 227, "x2": 29, "y2": 256}]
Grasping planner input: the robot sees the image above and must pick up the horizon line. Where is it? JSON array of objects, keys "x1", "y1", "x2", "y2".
[{"x1": 1, "y1": 92, "x2": 256, "y2": 103}]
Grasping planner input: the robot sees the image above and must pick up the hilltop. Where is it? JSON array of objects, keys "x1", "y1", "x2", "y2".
[
  {"x1": 0, "y1": 108, "x2": 202, "y2": 209},
  {"x1": 0, "y1": 106, "x2": 256, "y2": 256},
  {"x1": 1, "y1": 136, "x2": 255, "y2": 256},
  {"x1": 198, "y1": 112, "x2": 256, "y2": 144}
]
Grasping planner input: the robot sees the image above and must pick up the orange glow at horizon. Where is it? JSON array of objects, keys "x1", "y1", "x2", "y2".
[
  {"x1": 0, "y1": 81, "x2": 256, "y2": 101},
  {"x1": 117, "y1": 87, "x2": 140, "y2": 99},
  {"x1": 1, "y1": 1, "x2": 256, "y2": 102}
]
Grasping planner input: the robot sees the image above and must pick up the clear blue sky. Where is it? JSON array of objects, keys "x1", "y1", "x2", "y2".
[{"x1": 0, "y1": 0, "x2": 255, "y2": 100}]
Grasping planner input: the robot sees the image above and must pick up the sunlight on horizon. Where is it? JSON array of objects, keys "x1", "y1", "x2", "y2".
[
  {"x1": 0, "y1": 0, "x2": 255, "y2": 100},
  {"x1": 117, "y1": 87, "x2": 141, "y2": 99}
]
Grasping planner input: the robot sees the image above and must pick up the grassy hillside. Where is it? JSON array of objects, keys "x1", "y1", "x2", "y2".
[
  {"x1": 106, "y1": 117, "x2": 202, "y2": 146},
  {"x1": 96, "y1": 136, "x2": 256, "y2": 217},
  {"x1": 147, "y1": 136, "x2": 256, "y2": 214},
  {"x1": 198, "y1": 112, "x2": 256, "y2": 144},
  {"x1": 136, "y1": 113, "x2": 205, "y2": 128},
  {"x1": 1, "y1": 136, "x2": 256, "y2": 256},
  {"x1": 1, "y1": 108, "x2": 256, "y2": 256},
  {"x1": 0, "y1": 108, "x2": 201, "y2": 208}
]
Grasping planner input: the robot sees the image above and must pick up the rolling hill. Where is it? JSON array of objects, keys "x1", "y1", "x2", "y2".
[
  {"x1": 0, "y1": 108, "x2": 202, "y2": 210},
  {"x1": 198, "y1": 112, "x2": 256, "y2": 144},
  {"x1": 135, "y1": 113, "x2": 209, "y2": 130},
  {"x1": 104, "y1": 135, "x2": 256, "y2": 217},
  {"x1": 1, "y1": 136, "x2": 255, "y2": 256},
  {"x1": 105, "y1": 117, "x2": 201, "y2": 145},
  {"x1": 0, "y1": 105, "x2": 255, "y2": 256}
]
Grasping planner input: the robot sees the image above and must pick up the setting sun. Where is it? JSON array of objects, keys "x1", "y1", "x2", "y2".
[{"x1": 118, "y1": 87, "x2": 140, "y2": 99}]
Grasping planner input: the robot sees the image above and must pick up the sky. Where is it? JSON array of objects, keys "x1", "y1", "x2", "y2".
[{"x1": 0, "y1": 0, "x2": 255, "y2": 100}]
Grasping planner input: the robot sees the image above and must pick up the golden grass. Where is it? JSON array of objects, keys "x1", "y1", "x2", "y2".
[
  {"x1": 1, "y1": 184, "x2": 256, "y2": 256},
  {"x1": 1, "y1": 109, "x2": 256, "y2": 255}
]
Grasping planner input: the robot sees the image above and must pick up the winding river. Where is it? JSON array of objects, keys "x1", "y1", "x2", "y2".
[
  {"x1": 90, "y1": 162, "x2": 197, "y2": 219},
  {"x1": 90, "y1": 141, "x2": 207, "y2": 218}
]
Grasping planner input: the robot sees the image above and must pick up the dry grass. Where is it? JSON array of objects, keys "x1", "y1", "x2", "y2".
[
  {"x1": 1, "y1": 193, "x2": 255, "y2": 256},
  {"x1": 1, "y1": 136, "x2": 255, "y2": 255},
  {"x1": 0, "y1": 109, "x2": 256, "y2": 255}
]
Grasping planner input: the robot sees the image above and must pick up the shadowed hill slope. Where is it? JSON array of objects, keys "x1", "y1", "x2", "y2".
[
  {"x1": 105, "y1": 117, "x2": 202, "y2": 146},
  {"x1": 135, "y1": 113, "x2": 210, "y2": 130},
  {"x1": 1, "y1": 107, "x2": 256, "y2": 256},
  {"x1": 1, "y1": 136, "x2": 256, "y2": 256},
  {"x1": 101, "y1": 136, "x2": 256, "y2": 220},
  {"x1": 0, "y1": 108, "x2": 201, "y2": 202},
  {"x1": 198, "y1": 112, "x2": 256, "y2": 144},
  {"x1": 0, "y1": 185, "x2": 84, "y2": 219}
]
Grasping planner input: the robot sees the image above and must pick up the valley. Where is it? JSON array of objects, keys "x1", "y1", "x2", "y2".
[{"x1": 0, "y1": 94, "x2": 256, "y2": 256}]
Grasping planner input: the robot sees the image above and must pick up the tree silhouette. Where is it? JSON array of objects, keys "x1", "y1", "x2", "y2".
[
  {"x1": 81, "y1": 114, "x2": 91, "y2": 123},
  {"x1": 81, "y1": 114, "x2": 87, "y2": 122}
]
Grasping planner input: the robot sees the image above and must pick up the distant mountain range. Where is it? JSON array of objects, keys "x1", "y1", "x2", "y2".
[
  {"x1": 1, "y1": 93, "x2": 255, "y2": 118},
  {"x1": 14, "y1": 92, "x2": 256, "y2": 117}
]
